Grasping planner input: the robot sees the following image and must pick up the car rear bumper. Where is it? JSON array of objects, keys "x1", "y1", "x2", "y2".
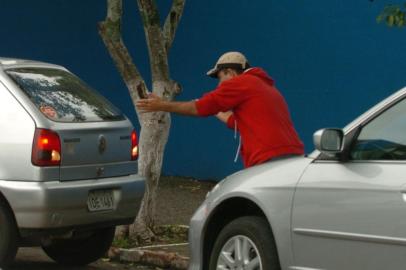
[{"x1": 0, "y1": 174, "x2": 144, "y2": 230}]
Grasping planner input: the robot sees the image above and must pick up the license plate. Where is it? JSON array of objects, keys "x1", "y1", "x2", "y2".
[{"x1": 87, "y1": 190, "x2": 114, "y2": 212}]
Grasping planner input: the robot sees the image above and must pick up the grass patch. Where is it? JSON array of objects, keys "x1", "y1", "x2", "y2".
[{"x1": 112, "y1": 224, "x2": 188, "y2": 249}]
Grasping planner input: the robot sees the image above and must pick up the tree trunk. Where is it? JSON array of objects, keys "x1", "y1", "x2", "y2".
[
  {"x1": 130, "y1": 112, "x2": 171, "y2": 241},
  {"x1": 99, "y1": 0, "x2": 185, "y2": 242},
  {"x1": 130, "y1": 81, "x2": 173, "y2": 241}
]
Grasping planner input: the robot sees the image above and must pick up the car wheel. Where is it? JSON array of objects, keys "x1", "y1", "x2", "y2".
[
  {"x1": 209, "y1": 216, "x2": 280, "y2": 270},
  {"x1": 0, "y1": 199, "x2": 19, "y2": 269},
  {"x1": 42, "y1": 226, "x2": 115, "y2": 266}
]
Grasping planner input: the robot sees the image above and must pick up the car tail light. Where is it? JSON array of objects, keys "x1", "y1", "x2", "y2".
[
  {"x1": 32, "y1": 128, "x2": 61, "y2": 166},
  {"x1": 131, "y1": 130, "x2": 138, "y2": 160}
]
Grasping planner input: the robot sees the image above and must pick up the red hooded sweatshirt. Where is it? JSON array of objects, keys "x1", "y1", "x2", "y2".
[{"x1": 195, "y1": 67, "x2": 304, "y2": 168}]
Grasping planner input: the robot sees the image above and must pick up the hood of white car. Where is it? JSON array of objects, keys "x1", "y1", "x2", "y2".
[{"x1": 207, "y1": 155, "x2": 314, "y2": 201}]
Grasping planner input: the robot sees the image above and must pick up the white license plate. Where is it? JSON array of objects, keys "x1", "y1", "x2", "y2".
[{"x1": 87, "y1": 190, "x2": 114, "y2": 212}]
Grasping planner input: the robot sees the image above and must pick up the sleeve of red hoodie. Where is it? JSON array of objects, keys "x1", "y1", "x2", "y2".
[
  {"x1": 195, "y1": 77, "x2": 249, "y2": 117},
  {"x1": 226, "y1": 114, "x2": 236, "y2": 129}
]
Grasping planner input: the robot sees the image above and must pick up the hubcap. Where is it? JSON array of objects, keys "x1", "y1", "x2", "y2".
[{"x1": 216, "y1": 235, "x2": 262, "y2": 270}]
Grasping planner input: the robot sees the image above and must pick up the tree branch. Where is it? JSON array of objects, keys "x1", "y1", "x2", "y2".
[
  {"x1": 98, "y1": 0, "x2": 149, "y2": 102},
  {"x1": 137, "y1": 0, "x2": 170, "y2": 83},
  {"x1": 163, "y1": 0, "x2": 186, "y2": 53},
  {"x1": 137, "y1": 0, "x2": 161, "y2": 28}
]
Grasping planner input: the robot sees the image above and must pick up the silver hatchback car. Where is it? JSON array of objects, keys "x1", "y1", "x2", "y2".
[
  {"x1": 0, "y1": 58, "x2": 144, "y2": 268},
  {"x1": 189, "y1": 87, "x2": 406, "y2": 270}
]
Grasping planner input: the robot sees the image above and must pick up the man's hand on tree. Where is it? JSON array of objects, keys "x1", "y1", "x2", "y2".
[{"x1": 136, "y1": 93, "x2": 165, "y2": 112}]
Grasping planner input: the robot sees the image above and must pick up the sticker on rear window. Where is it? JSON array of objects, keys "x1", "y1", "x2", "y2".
[{"x1": 40, "y1": 105, "x2": 58, "y2": 119}]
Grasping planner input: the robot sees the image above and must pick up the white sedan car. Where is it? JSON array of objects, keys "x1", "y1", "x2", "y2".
[{"x1": 188, "y1": 87, "x2": 406, "y2": 270}]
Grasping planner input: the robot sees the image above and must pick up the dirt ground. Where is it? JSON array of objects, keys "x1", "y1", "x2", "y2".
[
  {"x1": 14, "y1": 247, "x2": 155, "y2": 270},
  {"x1": 126, "y1": 176, "x2": 217, "y2": 257},
  {"x1": 155, "y1": 176, "x2": 216, "y2": 226}
]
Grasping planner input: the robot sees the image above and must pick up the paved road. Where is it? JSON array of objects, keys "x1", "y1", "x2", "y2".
[{"x1": 9, "y1": 248, "x2": 154, "y2": 270}]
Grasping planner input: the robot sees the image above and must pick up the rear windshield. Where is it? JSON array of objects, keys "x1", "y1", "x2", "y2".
[{"x1": 5, "y1": 67, "x2": 125, "y2": 122}]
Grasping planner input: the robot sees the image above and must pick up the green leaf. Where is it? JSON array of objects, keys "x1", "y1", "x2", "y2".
[
  {"x1": 387, "y1": 15, "x2": 395, "y2": 26},
  {"x1": 377, "y1": 4, "x2": 406, "y2": 28}
]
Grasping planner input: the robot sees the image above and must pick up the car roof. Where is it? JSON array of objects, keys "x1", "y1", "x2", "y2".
[{"x1": 0, "y1": 57, "x2": 65, "y2": 70}]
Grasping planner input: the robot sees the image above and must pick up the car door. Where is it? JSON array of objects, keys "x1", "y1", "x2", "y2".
[{"x1": 291, "y1": 97, "x2": 406, "y2": 270}]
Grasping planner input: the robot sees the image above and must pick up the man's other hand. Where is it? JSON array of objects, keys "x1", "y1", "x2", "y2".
[{"x1": 216, "y1": 111, "x2": 233, "y2": 123}]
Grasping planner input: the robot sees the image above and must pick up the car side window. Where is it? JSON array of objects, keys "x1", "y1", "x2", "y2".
[{"x1": 350, "y1": 98, "x2": 406, "y2": 160}]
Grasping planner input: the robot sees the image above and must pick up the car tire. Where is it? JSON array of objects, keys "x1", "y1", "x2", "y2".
[
  {"x1": 42, "y1": 226, "x2": 115, "y2": 266},
  {"x1": 0, "y1": 199, "x2": 19, "y2": 269},
  {"x1": 209, "y1": 216, "x2": 280, "y2": 270}
]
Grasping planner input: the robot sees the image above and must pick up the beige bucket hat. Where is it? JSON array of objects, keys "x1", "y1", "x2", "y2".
[{"x1": 207, "y1": 51, "x2": 250, "y2": 78}]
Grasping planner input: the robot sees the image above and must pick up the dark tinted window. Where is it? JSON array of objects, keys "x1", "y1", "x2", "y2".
[
  {"x1": 6, "y1": 68, "x2": 124, "y2": 122},
  {"x1": 351, "y1": 98, "x2": 406, "y2": 160}
]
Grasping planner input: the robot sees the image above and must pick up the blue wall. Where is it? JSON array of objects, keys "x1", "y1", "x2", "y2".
[{"x1": 1, "y1": 1, "x2": 405, "y2": 180}]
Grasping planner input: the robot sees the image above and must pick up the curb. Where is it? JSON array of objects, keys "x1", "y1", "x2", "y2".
[{"x1": 108, "y1": 246, "x2": 189, "y2": 269}]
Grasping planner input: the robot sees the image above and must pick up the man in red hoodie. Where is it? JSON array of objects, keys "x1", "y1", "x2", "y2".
[{"x1": 136, "y1": 52, "x2": 304, "y2": 168}]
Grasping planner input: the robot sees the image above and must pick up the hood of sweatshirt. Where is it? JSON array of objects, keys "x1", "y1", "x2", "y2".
[{"x1": 243, "y1": 67, "x2": 275, "y2": 86}]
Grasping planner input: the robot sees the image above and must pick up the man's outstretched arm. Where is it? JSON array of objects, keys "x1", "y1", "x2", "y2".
[{"x1": 136, "y1": 94, "x2": 198, "y2": 116}]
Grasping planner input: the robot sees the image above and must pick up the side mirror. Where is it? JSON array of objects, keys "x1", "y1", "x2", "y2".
[{"x1": 313, "y1": 128, "x2": 344, "y2": 155}]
